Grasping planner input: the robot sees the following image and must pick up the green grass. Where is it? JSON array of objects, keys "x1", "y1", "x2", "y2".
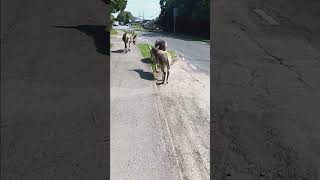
[
  {"x1": 137, "y1": 43, "x2": 178, "y2": 73},
  {"x1": 137, "y1": 43, "x2": 156, "y2": 72},
  {"x1": 137, "y1": 43, "x2": 177, "y2": 59},
  {"x1": 168, "y1": 50, "x2": 177, "y2": 59},
  {"x1": 110, "y1": 29, "x2": 117, "y2": 36},
  {"x1": 131, "y1": 24, "x2": 147, "y2": 32},
  {"x1": 137, "y1": 43, "x2": 152, "y2": 58}
]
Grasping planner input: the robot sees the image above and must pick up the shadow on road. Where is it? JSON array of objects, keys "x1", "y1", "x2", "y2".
[
  {"x1": 141, "y1": 58, "x2": 152, "y2": 64},
  {"x1": 111, "y1": 49, "x2": 125, "y2": 53},
  {"x1": 131, "y1": 69, "x2": 154, "y2": 81},
  {"x1": 52, "y1": 25, "x2": 109, "y2": 55}
]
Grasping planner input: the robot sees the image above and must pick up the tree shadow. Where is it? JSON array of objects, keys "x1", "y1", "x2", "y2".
[
  {"x1": 130, "y1": 69, "x2": 154, "y2": 81},
  {"x1": 52, "y1": 25, "x2": 109, "y2": 55},
  {"x1": 141, "y1": 58, "x2": 152, "y2": 64}
]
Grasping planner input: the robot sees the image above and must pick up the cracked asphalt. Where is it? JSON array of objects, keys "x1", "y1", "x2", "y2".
[
  {"x1": 212, "y1": 0, "x2": 320, "y2": 179},
  {"x1": 1, "y1": 0, "x2": 108, "y2": 179}
]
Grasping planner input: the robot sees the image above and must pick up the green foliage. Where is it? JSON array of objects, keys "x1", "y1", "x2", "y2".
[
  {"x1": 110, "y1": 0, "x2": 127, "y2": 13},
  {"x1": 131, "y1": 24, "x2": 146, "y2": 31},
  {"x1": 117, "y1": 11, "x2": 134, "y2": 24},
  {"x1": 158, "y1": 0, "x2": 210, "y2": 37}
]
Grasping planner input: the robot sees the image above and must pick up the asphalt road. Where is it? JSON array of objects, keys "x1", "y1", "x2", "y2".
[
  {"x1": 113, "y1": 26, "x2": 210, "y2": 73},
  {"x1": 1, "y1": 0, "x2": 109, "y2": 179},
  {"x1": 139, "y1": 31, "x2": 210, "y2": 73},
  {"x1": 212, "y1": 0, "x2": 320, "y2": 179}
]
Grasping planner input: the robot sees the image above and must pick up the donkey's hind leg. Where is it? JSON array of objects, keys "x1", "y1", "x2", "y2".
[{"x1": 162, "y1": 71, "x2": 166, "y2": 84}]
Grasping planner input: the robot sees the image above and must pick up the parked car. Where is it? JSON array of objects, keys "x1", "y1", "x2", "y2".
[{"x1": 113, "y1": 21, "x2": 119, "y2": 26}]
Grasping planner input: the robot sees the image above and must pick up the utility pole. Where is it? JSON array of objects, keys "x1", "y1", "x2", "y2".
[{"x1": 173, "y1": 8, "x2": 177, "y2": 33}]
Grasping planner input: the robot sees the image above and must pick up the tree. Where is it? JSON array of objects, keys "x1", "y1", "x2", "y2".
[
  {"x1": 110, "y1": 0, "x2": 128, "y2": 13},
  {"x1": 158, "y1": 0, "x2": 210, "y2": 37},
  {"x1": 117, "y1": 11, "x2": 134, "y2": 24},
  {"x1": 111, "y1": 14, "x2": 115, "y2": 23}
]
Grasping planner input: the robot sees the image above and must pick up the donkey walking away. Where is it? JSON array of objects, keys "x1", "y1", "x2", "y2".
[
  {"x1": 155, "y1": 39, "x2": 167, "y2": 51},
  {"x1": 148, "y1": 44, "x2": 170, "y2": 84},
  {"x1": 151, "y1": 39, "x2": 169, "y2": 73},
  {"x1": 122, "y1": 31, "x2": 137, "y2": 53}
]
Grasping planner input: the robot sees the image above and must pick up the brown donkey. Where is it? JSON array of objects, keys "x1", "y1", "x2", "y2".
[
  {"x1": 148, "y1": 44, "x2": 170, "y2": 84},
  {"x1": 122, "y1": 32, "x2": 137, "y2": 53}
]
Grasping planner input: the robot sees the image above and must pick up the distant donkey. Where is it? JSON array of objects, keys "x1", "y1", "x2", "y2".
[{"x1": 122, "y1": 31, "x2": 137, "y2": 53}]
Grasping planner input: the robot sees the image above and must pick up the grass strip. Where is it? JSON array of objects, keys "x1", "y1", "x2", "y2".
[
  {"x1": 137, "y1": 43, "x2": 178, "y2": 72},
  {"x1": 110, "y1": 29, "x2": 117, "y2": 36},
  {"x1": 137, "y1": 43, "x2": 156, "y2": 72}
]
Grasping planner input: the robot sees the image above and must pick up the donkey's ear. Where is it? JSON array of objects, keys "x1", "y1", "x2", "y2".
[{"x1": 133, "y1": 34, "x2": 137, "y2": 39}]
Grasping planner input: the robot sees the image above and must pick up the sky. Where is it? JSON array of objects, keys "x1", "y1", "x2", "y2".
[{"x1": 113, "y1": 0, "x2": 161, "y2": 20}]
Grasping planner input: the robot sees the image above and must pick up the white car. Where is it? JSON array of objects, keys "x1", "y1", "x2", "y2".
[{"x1": 113, "y1": 21, "x2": 119, "y2": 26}]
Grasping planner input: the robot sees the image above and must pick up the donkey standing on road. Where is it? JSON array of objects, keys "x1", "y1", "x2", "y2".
[{"x1": 122, "y1": 31, "x2": 137, "y2": 53}]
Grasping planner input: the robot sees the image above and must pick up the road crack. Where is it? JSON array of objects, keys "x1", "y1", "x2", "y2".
[{"x1": 232, "y1": 20, "x2": 313, "y2": 89}]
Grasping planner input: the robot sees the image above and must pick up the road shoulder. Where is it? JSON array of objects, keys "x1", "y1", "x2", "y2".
[{"x1": 110, "y1": 31, "x2": 181, "y2": 180}]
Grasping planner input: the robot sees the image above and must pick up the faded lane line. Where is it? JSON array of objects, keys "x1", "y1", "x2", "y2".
[
  {"x1": 190, "y1": 64, "x2": 197, "y2": 69},
  {"x1": 253, "y1": 9, "x2": 280, "y2": 25}
]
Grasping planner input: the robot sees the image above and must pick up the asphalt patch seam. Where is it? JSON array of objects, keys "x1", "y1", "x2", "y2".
[{"x1": 152, "y1": 84, "x2": 185, "y2": 180}]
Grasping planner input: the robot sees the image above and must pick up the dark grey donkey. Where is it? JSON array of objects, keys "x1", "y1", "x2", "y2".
[
  {"x1": 148, "y1": 44, "x2": 170, "y2": 84},
  {"x1": 122, "y1": 32, "x2": 137, "y2": 53},
  {"x1": 154, "y1": 39, "x2": 167, "y2": 51},
  {"x1": 151, "y1": 39, "x2": 168, "y2": 72}
]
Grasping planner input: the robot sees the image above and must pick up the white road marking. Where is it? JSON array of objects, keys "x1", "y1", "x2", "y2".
[
  {"x1": 190, "y1": 64, "x2": 197, "y2": 69},
  {"x1": 254, "y1": 9, "x2": 280, "y2": 25}
]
